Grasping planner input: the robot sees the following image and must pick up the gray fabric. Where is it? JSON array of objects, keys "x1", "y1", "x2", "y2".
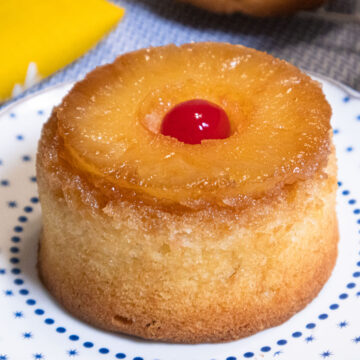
[
  {"x1": 1, "y1": 0, "x2": 360, "y2": 110},
  {"x1": 324, "y1": 0, "x2": 358, "y2": 13}
]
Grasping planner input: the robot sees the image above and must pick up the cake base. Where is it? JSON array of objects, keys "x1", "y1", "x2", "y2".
[
  {"x1": 39, "y1": 226, "x2": 338, "y2": 343},
  {"x1": 37, "y1": 151, "x2": 338, "y2": 343},
  {"x1": 36, "y1": 42, "x2": 337, "y2": 343}
]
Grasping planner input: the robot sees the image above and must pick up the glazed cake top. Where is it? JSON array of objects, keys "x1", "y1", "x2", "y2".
[{"x1": 54, "y1": 42, "x2": 331, "y2": 209}]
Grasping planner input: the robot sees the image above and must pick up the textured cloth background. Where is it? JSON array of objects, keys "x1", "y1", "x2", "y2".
[{"x1": 2, "y1": 0, "x2": 360, "y2": 109}]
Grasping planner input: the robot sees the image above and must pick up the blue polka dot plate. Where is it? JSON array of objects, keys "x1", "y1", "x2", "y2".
[{"x1": 0, "y1": 75, "x2": 360, "y2": 360}]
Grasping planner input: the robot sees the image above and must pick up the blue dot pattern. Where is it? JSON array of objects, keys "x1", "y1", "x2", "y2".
[
  {"x1": 261, "y1": 346, "x2": 271, "y2": 352},
  {"x1": 244, "y1": 352, "x2": 254, "y2": 358},
  {"x1": 98, "y1": 348, "x2": 109, "y2": 354},
  {"x1": 1, "y1": 65, "x2": 360, "y2": 360},
  {"x1": 0, "y1": 169, "x2": 358, "y2": 360}
]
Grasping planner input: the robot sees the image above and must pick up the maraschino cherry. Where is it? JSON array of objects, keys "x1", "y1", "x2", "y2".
[{"x1": 160, "y1": 99, "x2": 231, "y2": 144}]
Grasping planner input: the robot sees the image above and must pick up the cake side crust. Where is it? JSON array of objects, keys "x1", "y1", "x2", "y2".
[
  {"x1": 38, "y1": 220, "x2": 338, "y2": 343},
  {"x1": 36, "y1": 42, "x2": 336, "y2": 343},
  {"x1": 37, "y1": 143, "x2": 338, "y2": 343}
]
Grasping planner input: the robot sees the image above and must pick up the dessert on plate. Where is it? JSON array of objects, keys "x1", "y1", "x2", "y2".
[
  {"x1": 37, "y1": 42, "x2": 338, "y2": 343},
  {"x1": 179, "y1": 0, "x2": 326, "y2": 16}
]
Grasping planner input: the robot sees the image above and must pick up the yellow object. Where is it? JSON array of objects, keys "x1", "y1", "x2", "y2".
[{"x1": 0, "y1": 0, "x2": 124, "y2": 102}]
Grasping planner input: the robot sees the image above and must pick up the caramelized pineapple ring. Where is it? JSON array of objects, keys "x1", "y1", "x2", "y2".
[{"x1": 57, "y1": 43, "x2": 331, "y2": 207}]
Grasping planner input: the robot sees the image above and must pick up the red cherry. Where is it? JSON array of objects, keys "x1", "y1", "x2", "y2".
[{"x1": 160, "y1": 99, "x2": 231, "y2": 144}]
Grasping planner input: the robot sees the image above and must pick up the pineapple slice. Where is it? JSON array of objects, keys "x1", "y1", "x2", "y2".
[{"x1": 56, "y1": 43, "x2": 331, "y2": 208}]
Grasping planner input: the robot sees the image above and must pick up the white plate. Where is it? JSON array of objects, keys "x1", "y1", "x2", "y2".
[{"x1": 0, "y1": 76, "x2": 360, "y2": 360}]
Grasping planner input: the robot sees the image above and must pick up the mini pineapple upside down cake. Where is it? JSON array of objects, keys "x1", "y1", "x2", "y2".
[{"x1": 37, "y1": 42, "x2": 338, "y2": 343}]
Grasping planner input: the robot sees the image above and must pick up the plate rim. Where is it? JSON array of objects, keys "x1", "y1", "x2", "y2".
[
  {"x1": 0, "y1": 71, "x2": 360, "y2": 360},
  {"x1": 0, "y1": 81, "x2": 75, "y2": 118},
  {"x1": 306, "y1": 71, "x2": 360, "y2": 99}
]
